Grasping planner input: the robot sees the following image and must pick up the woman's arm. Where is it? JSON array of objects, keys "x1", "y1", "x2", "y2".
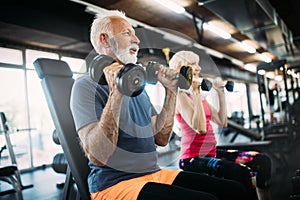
[
  {"x1": 176, "y1": 80, "x2": 207, "y2": 134},
  {"x1": 209, "y1": 77, "x2": 227, "y2": 127}
]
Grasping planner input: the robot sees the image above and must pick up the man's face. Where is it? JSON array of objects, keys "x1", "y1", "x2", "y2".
[{"x1": 109, "y1": 18, "x2": 140, "y2": 64}]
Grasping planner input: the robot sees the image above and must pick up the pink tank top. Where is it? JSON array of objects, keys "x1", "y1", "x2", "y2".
[{"x1": 176, "y1": 99, "x2": 217, "y2": 159}]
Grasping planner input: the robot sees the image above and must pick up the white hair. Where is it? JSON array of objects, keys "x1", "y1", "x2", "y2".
[
  {"x1": 90, "y1": 10, "x2": 127, "y2": 54},
  {"x1": 169, "y1": 50, "x2": 199, "y2": 71}
]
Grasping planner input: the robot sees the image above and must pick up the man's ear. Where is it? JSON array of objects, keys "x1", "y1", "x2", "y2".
[{"x1": 100, "y1": 33, "x2": 109, "y2": 47}]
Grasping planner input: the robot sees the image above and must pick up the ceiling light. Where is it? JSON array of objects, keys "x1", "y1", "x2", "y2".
[
  {"x1": 231, "y1": 58, "x2": 244, "y2": 66},
  {"x1": 275, "y1": 75, "x2": 282, "y2": 81},
  {"x1": 258, "y1": 69, "x2": 266, "y2": 75},
  {"x1": 205, "y1": 48, "x2": 224, "y2": 59},
  {"x1": 193, "y1": 43, "x2": 204, "y2": 49},
  {"x1": 163, "y1": 33, "x2": 192, "y2": 45},
  {"x1": 291, "y1": 72, "x2": 297, "y2": 78},
  {"x1": 244, "y1": 63, "x2": 257, "y2": 73},
  {"x1": 266, "y1": 72, "x2": 275, "y2": 79},
  {"x1": 198, "y1": 0, "x2": 217, "y2": 6},
  {"x1": 154, "y1": 0, "x2": 185, "y2": 14},
  {"x1": 258, "y1": 54, "x2": 272, "y2": 63},
  {"x1": 239, "y1": 41, "x2": 256, "y2": 54},
  {"x1": 203, "y1": 22, "x2": 231, "y2": 39}
]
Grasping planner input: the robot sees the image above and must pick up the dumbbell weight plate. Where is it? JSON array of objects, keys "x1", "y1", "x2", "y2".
[
  {"x1": 225, "y1": 81, "x2": 234, "y2": 92},
  {"x1": 201, "y1": 79, "x2": 212, "y2": 91},
  {"x1": 89, "y1": 55, "x2": 115, "y2": 85},
  {"x1": 116, "y1": 64, "x2": 146, "y2": 97},
  {"x1": 178, "y1": 66, "x2": 193, "y2": 89}
]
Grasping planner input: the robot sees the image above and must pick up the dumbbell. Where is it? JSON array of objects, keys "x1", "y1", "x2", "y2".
[
  {"x1": 89, "y1": 55, "x2": 146, "y2": 97},
  {"x1": 90, "y1": 55, "x2": 193, "y2": 97},
  {"x1": 117, "y1": 61, "x2": 193, "y2": 96},
  {"x1": 200, "y1": 78, "x2": 234, "y2": 92},
  {"x1": 145, "y1": 61, "x2": 193, "y2": 90}
]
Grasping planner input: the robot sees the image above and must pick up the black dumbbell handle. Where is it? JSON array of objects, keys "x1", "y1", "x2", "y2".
[{"x1": 145, "y1": 61, "x2": 192, "y2": 89}]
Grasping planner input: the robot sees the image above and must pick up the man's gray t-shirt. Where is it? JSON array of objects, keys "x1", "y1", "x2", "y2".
[{"x1": 70, "y1": 74, "x2": 160, "y2": 192}]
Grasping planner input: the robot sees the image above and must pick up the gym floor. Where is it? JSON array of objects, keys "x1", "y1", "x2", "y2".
[
  {"x1": 0, "y1": 139, "x2": 299, "y2": 200},
  {"x1": 0, "y1": 165, "x2": 65, "y2": 200}
]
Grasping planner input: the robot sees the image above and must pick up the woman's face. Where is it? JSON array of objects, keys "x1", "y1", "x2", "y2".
[{"x1": 188, "y1": 62, "x2": 201, "y2": 79}]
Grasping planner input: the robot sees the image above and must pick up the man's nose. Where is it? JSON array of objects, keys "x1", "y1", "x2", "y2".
[{"x1": 132, "y1": 34, "x2": 140, "y2": 44}]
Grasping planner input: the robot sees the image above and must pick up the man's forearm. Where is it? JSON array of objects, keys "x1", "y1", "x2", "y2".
[
  {"x1": 154, "y1": 89, "x2": 177, "y2": 145},
  {"x1": 82, "y1": 91, "x2": 123, "y2": 165}
]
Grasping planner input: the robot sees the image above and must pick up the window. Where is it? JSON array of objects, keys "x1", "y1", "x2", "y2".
[
  {"x1": 61, "y1": 56, "x2": 86, "y2": 73},
  {"x1": 0, "y1": 68, "x2": 29, "y2": 168},
  {"x1": 26, "y1": 70, "x2": 62, "y2": 167},
  {"x1": 26, "y1": 49, "x2": 59, "y2": 69},
  {"x1": 0, "y1": 47, "x2": 23, "y2": 65},
  {"x1": 0, "y1": 47, "x2": 82, "y2": 170},
  {"x1": 226, "y1": 82, "x2": 249, "y2": 120}
]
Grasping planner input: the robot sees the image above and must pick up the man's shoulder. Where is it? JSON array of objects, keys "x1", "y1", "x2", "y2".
[
  {"x1": 71, "y1": 74, "x2": 98, "y2": 96},
  {"x1": 75, "y1": 73, "x2": 91, "y2": 82},
  {"x1": 73, "y1": 74, "x2": 94, "y2": 87},
  {"x1": 72, "y1": 73, "x2": 109, "y2": 96}
]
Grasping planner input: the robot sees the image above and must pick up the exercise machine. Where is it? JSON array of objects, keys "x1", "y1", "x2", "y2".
[{"x1": 0, "y1": 112, "x2": 33, "y2": 199}]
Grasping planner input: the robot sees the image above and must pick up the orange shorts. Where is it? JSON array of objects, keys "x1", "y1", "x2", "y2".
[{"x1": 90, "y1": 169, "x2": 181, "y2": 200}]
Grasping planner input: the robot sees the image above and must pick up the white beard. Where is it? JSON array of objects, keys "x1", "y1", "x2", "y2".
[
  {"x1": 110, "y1": 38, "x2": 139, "y2": 64},
  {"x1": 116, "y1": 47, "x2": 138, "y2": 64}
]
